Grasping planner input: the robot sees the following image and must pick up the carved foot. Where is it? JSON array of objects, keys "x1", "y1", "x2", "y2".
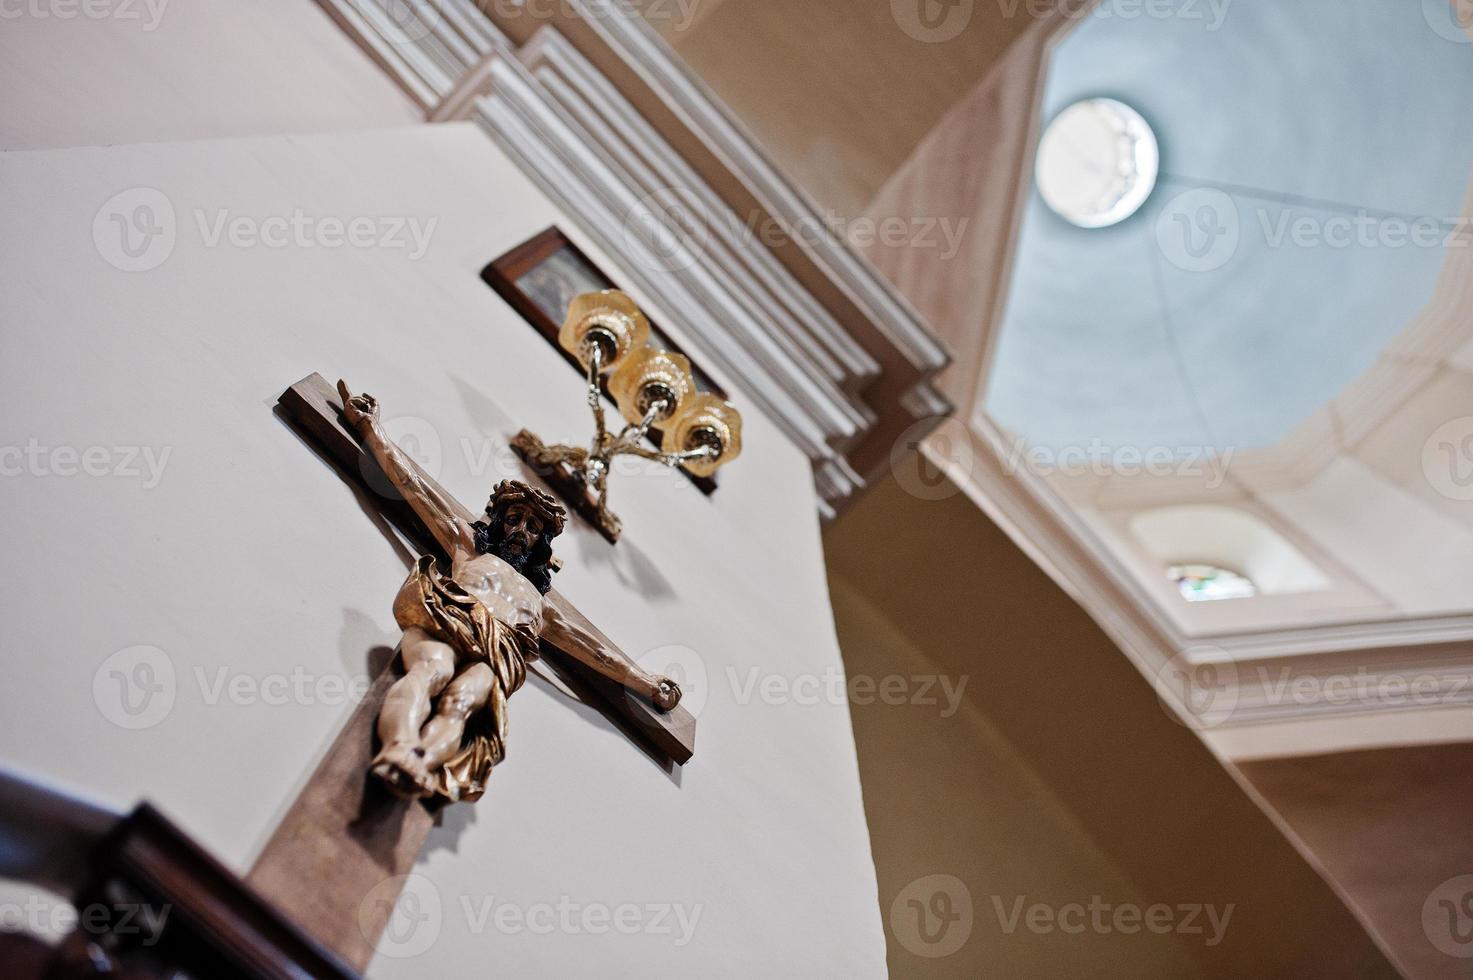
[{"x1": 370, "y1": 742, "x2": 435, "y2": 799}]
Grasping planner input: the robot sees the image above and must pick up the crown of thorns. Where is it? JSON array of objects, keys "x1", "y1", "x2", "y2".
[{"x1": 487, "y1": 480, "x2": 566, "y2": 536}]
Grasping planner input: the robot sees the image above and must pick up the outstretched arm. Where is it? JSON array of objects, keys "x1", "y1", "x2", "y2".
[
  {"x1": 337, "y1": 380, "x2": 475, "y2": 559},
  {"x1": 541, "y1": 601, "x2": 682, "y2": 712}
]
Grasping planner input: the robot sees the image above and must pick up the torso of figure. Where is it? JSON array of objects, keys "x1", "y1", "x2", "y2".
[{"x1": 450, "y1": 550, "x2": 544, "y2": 634}]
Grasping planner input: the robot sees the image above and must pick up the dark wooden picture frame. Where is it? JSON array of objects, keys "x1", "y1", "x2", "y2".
[{"x1": 481, "y1": 226, "x2": 721, "y2": 495}]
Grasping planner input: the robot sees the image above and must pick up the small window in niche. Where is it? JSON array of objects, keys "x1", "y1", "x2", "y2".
[{"x1": 1168, "y1": 564, "x2": 1257, "y2": 602}]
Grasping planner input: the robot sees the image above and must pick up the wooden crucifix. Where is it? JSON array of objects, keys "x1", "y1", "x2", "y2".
[{"x1": 247, "y1": 373, "x2": 696, "y2": 972}]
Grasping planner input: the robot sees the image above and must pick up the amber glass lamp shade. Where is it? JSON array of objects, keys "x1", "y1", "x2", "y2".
[
  {"x1": 607, "y1": 347, "x2": 696, "y2": 425},
  {"x1": 558, "y1": 290, "x2": 651, "y2": 373},
  {"x1": 662, "y1": 394, "x2": 743, "y2": 477}
]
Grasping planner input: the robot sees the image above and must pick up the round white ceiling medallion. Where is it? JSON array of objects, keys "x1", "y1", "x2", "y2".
[{"x1": 1035, "y1": 98, "x2": 1160, "y2": 228}]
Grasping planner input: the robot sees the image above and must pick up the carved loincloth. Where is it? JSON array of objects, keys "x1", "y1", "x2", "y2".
[{"x1": 392, "y1": 556, "x2": 537, "y2": 803}]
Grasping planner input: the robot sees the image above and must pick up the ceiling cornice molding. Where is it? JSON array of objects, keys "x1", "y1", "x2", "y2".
[
  {"x1": 930, "y1": 418, "x2": 1473, "y2": 731},
  {"x1": 313, "y1": 0, "x2": 511, "y2": 107}
]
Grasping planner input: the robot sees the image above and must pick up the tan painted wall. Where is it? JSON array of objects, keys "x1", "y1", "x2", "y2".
[
  {"x1": 829, "y1": 577, "x2": 1204, "y2": 978},
  {"x1": 645, "y1": 0, "x2": 1043, "y2": 218},
  {"x1": 1240, "y1": 744, "x2": 1473, "y2": 980},
  {"x1": 824, "y1": 471, "x2": 1396, "y2": 977}
]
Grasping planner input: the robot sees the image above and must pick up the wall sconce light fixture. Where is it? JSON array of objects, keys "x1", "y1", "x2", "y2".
[{"x1": 512, "y1": 290, "x2": 742, "y2": 541}]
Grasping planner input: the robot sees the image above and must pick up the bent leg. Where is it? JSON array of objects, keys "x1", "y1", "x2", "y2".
[
  {"x1": 418, "y1": 662, "x2": 494, "y2": 772},
  {"x1": 372, "y1": 627, "x2": 455, "y2": 796}
]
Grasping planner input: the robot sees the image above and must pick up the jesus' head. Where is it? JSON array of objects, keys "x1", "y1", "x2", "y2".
[{"x1": 474, "y1": 480, "x2": 566, "y2": 594}]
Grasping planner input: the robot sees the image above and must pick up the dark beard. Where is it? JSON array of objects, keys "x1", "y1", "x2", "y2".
[
  {"x1": 494, "y1": 542, "x2": 532, "y2": 575},
  {"x1": 471, "y1": 517, "x2": 555, "y2": 594}
]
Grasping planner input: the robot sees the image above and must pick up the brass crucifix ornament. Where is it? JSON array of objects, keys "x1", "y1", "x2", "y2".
[{"x1": 336, "y1": 380, "x2": 683, "y2": 803}]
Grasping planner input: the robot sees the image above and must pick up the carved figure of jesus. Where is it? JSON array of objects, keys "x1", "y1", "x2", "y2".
[{"x1": 338, "y1": 381, "x2": 681, "y2": 802}]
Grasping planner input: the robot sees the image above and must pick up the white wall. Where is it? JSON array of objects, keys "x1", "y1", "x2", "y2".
[
  {"x1": 0, "y1": 124, "x2": 885, "y2": 978},
  {"x1": 0, "y1": 0, "x2": 420, "y2": 150}
]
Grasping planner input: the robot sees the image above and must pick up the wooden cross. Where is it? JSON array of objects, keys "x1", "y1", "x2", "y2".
[{"x1": 245, "y1": 373, "x2": 697, "y2": 971}]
